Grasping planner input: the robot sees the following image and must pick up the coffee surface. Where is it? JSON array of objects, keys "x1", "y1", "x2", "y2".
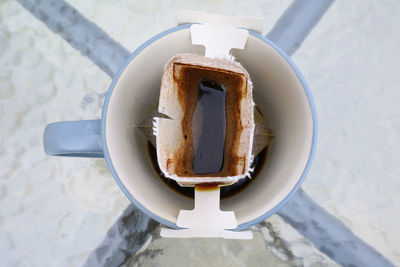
[{"x1": 192, "y1": 80, "x2": 226, "y2": 174}]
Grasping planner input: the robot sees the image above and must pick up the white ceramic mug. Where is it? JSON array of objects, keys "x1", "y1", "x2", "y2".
[{"x1": 43, "y1": 24, "x2": 317, "y2": 230}]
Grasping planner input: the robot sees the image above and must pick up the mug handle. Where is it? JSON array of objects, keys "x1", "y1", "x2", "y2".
[{"x1": 43, "y1": 120, "x2": 104, "y2": 158}]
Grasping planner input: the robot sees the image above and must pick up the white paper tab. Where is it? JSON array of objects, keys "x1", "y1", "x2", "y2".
[
  {"x1": 161, "y1": 188, "x2": 252, "y2": 239},
  {"x1": 191, "y1": 24, "x2": 249, "y2": 58},
  {"x1": 178, "y1": 10, "x2": 264, "y2": 33}
]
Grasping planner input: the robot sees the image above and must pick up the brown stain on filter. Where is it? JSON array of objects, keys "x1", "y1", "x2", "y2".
[
  {"x1": 172, "y1": 63, "x2": 246, "y2": 177},
  {"x1": 195, "y1": 183, "x2": 220, "y2": 191},
  {"x1": 146, "y1": 141, "x2": 269, "y2": 199}
]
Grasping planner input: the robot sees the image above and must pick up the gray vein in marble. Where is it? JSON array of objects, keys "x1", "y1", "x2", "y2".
[
  {"x1": 16, "y1": 0, "x2": 130, "y2": 78},
  {"x1": 14, "y1": 0, "x2": 396, "y2": 266},
  {"x1": 277, "y1": 188, "x2": 395, "y2": 267},
  {"x1": 253, "y1": 221, "x2": 295, "y2": 262},
  {"x1": 83, "y1": 204, "x2": 159, "y2": 267},
  {"x1": 266, "y1": 0, "x2": 335, "y2": 56}
]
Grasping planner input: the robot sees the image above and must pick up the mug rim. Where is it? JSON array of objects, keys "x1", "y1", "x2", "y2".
[{"x1": 101, "y1": 24, "x2": 318, "y2": 231}]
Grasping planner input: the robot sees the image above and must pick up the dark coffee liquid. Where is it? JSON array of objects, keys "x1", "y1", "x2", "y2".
[
  {"x1": 192, "y1": 80, "x2": 226, "y2": 174},
  {"x1": 146, "y1": 142, "x2": 269, "y2": 199}
]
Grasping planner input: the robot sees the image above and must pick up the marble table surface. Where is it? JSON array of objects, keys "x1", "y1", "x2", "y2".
[{"x1": 0, "y1": 0, "x2": 399, "y2": 266}]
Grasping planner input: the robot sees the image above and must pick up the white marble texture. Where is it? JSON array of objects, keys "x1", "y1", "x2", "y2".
[
  {"x1": 294, "y1": 0, "x2": 400, "y2": 264},
  {"x1": 0, "y1": 0, "x2": 399, "y2": 266},
  {"x1": 0, "y1": 1, "x2": 126, "y2": 266}
]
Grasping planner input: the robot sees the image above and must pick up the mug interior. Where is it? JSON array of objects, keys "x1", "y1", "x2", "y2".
[{"x1": 104, "y1": 26, "x2": 315, "y2": 228}]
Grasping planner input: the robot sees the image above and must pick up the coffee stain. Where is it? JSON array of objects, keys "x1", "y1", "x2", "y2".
[
  {"x1": 173, "y1": 63, "x2": 245, "y2": 177},
  {"x1": 147, "y1": 141, "x2": 270, "y2": 200}
]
